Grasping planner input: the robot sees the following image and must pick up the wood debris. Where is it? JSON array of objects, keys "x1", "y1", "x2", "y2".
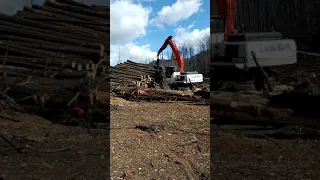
[
  {"x1": 211, "y1": 55, "x2": 320, "y2": 127},
  {"x1": 0, "y1": 0, "x2": 110, "y2": 125}
]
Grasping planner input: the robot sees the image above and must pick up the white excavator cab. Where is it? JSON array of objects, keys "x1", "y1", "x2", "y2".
[
  {"x1": 165, "y1": 66, "x2": 203, "y2": 84},
  {"x1": 165, "y1": 66, "x2": 180, "y2": 83}
]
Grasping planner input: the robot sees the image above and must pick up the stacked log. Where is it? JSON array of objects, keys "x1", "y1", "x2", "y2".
[
  {"x1": 0, "y1": 0, "x2": 109, "y2": 124},
  {"x1": 110, "y1": 60, "x2": 157, "y2": 88},
  {"x1": 110, "y1": 60, "x2": 211, "y2": 102}
]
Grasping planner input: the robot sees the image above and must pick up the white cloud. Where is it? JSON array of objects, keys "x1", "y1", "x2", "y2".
[
  {"x1": 174, "y1": 26, "x2": 210, "y2": 51},
  {"x1": 110, "y1": 43, "x2": 158, "y2": 66},
  {"x1": 187, "y1": 22, "x2": 195, "y2": 29},
  {"x1": 150, "y1": 0, "x2": 202, "y2": 28},
  {"x1": 134, "y1": 0, "x2": 156, "y2": 2},
  {"x1": 110, "y1": 0, "x2": 157, "y2": 65},
  {"x1": 110, "y1": 0, "x2": 152, "y2": 44}
]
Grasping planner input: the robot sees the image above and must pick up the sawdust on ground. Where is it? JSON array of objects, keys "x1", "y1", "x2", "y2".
[
  {"x1": 110, "y1": 100, "x2": 210, "y2": 180},
  {"x1": 0, "y1": 112, "x2": 109, "y2": 180},
  {"x1": 211, "y1": 124, "x2": 320, "y2": 180}
]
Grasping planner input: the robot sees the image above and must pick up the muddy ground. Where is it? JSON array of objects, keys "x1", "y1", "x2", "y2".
[
  {"x1": 110, "y1": 97, "x2": 210, "y2": 179},
  {"x1": 0, "y1": 90, "x2": 110, "y2": 180},
  {"x1": 0, "y1": 113, "x2": 109, "y2": 180},
  {"x1": 211, "y1": 123, "x2": 320, "y2": 180}
]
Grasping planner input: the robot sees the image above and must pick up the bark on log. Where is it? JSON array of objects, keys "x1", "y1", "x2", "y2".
[
  {"x1": 111, "y1": 74, "x2": 142, "y2": 81},
  {"x1": 121, "y1": 61, "x2": 154, "y2": 69},
  {"x1": 0, "y1": 76, "x2": 85, "y2": 103},
  {"x1": 0, "y1": 34, "x2": 106, "y2": 59},
  {"x1": 80, "y1": 24, "x2": 109, "y2": 33},
  {"x1": 56, "y1": 0, "x2": 95, "y2": 8},
  {"x1": 16, "y1": 10, "x2": 109, "y2": 26},
  {"x1": 113, "y1": 66, "x2": 156, "y2": 76},
  {"x1": 1, "y1": 40, "x2": 101, "y2": 58},
  {"x1": 0, "y1": 13, "x2": 108, "y2": 41},
  {"x1": 0, "y1": 19, "x2": 105, "y2": 46},
  {"x1": 112, "y1": 87, "x2": 202, "y2": 101},
  {"x1": 138, "y1": 88, "x2": 194, "y2": 97},
  {"x1": 0, "y1": 65, "x2": 89, "y2": 79},
  {"x1": 40, "y1": 6, "x2": 107, "y2": 23},
  {"x1": 110, "y1": 67, "x2": 154, "y2": 77},
  {"x1": 46, "y1": 1, "x2": 109, "y2": 18},
  {"x1": 0, "y1": 56, "x2": 87, "y2": 69},
  {"x1": 0, "y1": 24, "x2": 104, "y2": 48},
  {"x1": 0, "y1": 43, "x2": 95, "y2": 64}
]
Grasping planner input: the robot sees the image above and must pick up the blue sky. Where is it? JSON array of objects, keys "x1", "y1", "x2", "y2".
[{"x1": 110, "y1": 0, "x2": 210, "y2": 66}]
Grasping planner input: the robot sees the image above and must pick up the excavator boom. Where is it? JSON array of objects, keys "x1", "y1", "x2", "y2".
[
  {"x1": 212, "y1": 0, "x2": 237, "y2": 40},
  {"x1": 157, "y1": 36, "x2": 184, "y2": 73}
]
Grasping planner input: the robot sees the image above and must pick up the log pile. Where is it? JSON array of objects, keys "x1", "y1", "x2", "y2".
[
  {"x1": 0, "y1": 0, "x2": 110, "y2": 125},
  {"x1": 110, "y1": 60, "x2": 158, "y2": 88},
  {"x1": 211, "y1": 53, "x2": 320, "y2": 128},
  {"x1": 110, "y1": 60, "x2": 210, "y2": 102}
]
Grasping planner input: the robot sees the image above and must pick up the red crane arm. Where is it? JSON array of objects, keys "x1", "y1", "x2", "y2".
[
  {"x1": 157, "y1": 36, "x2": 184, "y2": 73},
  {"x1": 216, "y1": 0, "x2": 237, "y2": 39}
]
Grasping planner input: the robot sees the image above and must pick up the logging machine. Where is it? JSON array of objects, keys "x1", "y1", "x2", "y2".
[
  {"x1": 156, "y1": 36, "x2": 204, "y2": 90},
  {"x1": 211, "y1": 0, "x2": 298, "y2": 91}
]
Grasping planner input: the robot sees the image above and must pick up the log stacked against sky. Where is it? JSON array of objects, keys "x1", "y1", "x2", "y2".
[
  {"x1": 0, "y1": 0, "x2": 110, "y2": 123},
  {"x1": 110, "y1": 60, "x2": 156, "y2": 88}
]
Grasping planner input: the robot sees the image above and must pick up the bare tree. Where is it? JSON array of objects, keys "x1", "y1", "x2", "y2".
[
  {"x1": 197, "y1": 39, "x2": 205, "y2": 72},
  {"x1": 180, "y1": 43, "x2": 189, "y2": 58},
  {"x1": 179, "y1": 43, "x2": 189, "y2": 70},
  {"x1": 201, "y1": 33, "x2": 211, "y2": 75},
  {"x1": 188, "y1": 45, "x2": 194, "y2": 70},
  {"x1": 204, "y1": 33, "x2": 211, "y2": 51}
]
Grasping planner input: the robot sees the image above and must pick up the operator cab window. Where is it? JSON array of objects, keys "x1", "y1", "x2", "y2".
[{"x1": 165, "y1": 67, "x2": 174, "y2": 78}]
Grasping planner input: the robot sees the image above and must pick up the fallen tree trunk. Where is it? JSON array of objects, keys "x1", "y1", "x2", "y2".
[
  {"x1": 110, "y1": 68, "x2": 153, "y2": 78},
  {"x1": 0, "y1": 18, "x2": 104, "y2": 45},
  {"x1": 112, "y1": 87, "x2": 208, "y2": 101},
  {"x1": 16, "y1": 10, "x2": 108, "y2": 26},
  {"x1": 0, "y1": 13, "x2": 108, "y2": 41},
  {"x1": 119, "y1": 62, "x2": 155, "y2": 71},
  {"x1": 40, "y1": 6, "x2": 107, "y2": 23},
  {"x1": 0, "y1": 43, "x2": 95, "y2": 64},
  {"x1": 111, "y1": 67, "x2": 156, "y2": 77},
  {"x1": 0, "y1": 24, "x2": 104, "y2": 48},
  {"x1": 2, "y1": 40, "x2": 101, "y2": 59},
  {"x1": 0, "y1": 35, "x2": 105, "y2": 58},
  {"x1": 138, "y1": 88, "x2": 194, "y2": 97},
  {"x1": 0, "y1": 56, "x2": 91, "y2": 70},
  {"x1": 0, "y1": 66, "x2": 89, "y2": 79}
]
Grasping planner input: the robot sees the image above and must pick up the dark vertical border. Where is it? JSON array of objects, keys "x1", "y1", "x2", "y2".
[
  {"x1": 106, "y1": 1, "x2": 111, "y2": 179},
  {"x1": 210, "y1": 1, "x2": 215, "y2": 179}
]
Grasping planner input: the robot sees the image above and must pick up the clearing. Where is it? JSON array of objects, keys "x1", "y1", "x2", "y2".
[
  {"x1": 110, "y1": 97, "x2": 210, "y2": 179},
  {"x1": 0, "y1": 112, "x2": 109, "y2": 180},
  {"x1": 211, "y1": 123, "x2": 320, "y2": 180}
]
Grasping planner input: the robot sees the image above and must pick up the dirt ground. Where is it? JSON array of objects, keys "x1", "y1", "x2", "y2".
[
  {"x1": 110, "y1": 98, "x2": 210, "y2": 179},
  {"x1": 0, "y1": 113, "x2": 109, "y2": 180},
  {"x1": 211, "y1": 123, "x2": 320, "y2": 180}
]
